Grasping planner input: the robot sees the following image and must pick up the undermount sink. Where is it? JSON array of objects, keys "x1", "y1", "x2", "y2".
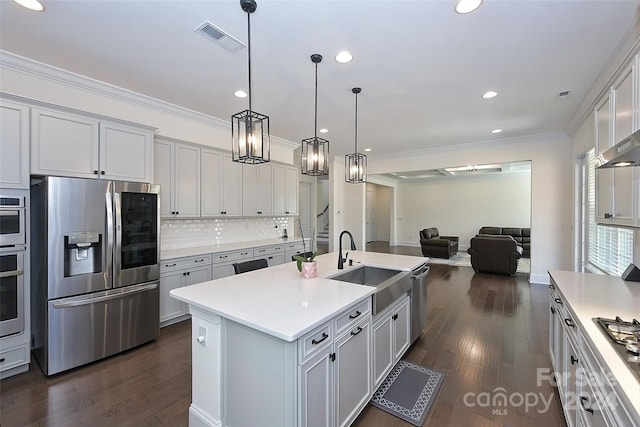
[{"x1": 328, "y1": 266, "x2": 412, "y2": 315}]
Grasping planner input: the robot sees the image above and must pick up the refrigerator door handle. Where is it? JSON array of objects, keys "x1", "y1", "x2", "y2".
[
  {"x1": 52, "y1": 283, "x2": 157, "y2": 309},
  {"x1": 112, "y1": 190, "x2": 121, "y2": 278},
  {"x1": 105, "y1": 183, "x2": 114, "y2": 282}
]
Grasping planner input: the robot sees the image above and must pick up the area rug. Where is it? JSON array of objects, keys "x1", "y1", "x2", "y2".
[
  {"x1": 370, "y1": 360, "x2": 445, "y2": 426},
  {"x1": 428, "y1": 251, "x2": 530, "y2": 274}
]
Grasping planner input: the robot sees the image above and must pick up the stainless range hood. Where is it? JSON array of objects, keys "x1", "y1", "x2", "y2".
[{"x1": 596, "y1": 129, "x2": 640, "y2": 168}]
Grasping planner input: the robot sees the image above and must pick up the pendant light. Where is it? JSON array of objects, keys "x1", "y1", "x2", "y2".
[
  {"x1": 232, "y1": 0, "x2": 270, "y2": 164},
  {"x1": 345, "y1": 87, "x2": 367, "y2": 183},
  {"x1": 302, "y1": 54, "x2": 329, "y2": 176}
]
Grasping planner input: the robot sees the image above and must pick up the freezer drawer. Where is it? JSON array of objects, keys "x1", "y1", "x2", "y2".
[{"x1": 37, "y1": 282, "x2": 159, "y2": 375}]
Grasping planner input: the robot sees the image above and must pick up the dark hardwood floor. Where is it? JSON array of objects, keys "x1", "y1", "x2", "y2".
[{"x1": 1, "y1": 242, "x2": 565, "y2": 427}]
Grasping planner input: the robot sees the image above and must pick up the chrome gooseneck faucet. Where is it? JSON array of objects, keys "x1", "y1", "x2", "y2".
[{"x1": 338, "y1": 230, "x2": 356, "y2": 269}]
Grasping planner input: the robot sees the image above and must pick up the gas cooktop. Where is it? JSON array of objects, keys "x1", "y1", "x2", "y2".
[{"x1": 593, "y1": 317, "x2": 640, "y2": 383}]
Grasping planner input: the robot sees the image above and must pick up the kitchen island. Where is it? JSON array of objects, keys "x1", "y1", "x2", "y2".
[
  {"x1": 171, "y1": 251, "x2": 426, "y2": 427},
  {"x1": 548, "y1": 270, "x2": 640, "y2": 426}
]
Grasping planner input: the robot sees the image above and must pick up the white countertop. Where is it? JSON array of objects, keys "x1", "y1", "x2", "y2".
[
  {"x1": 548, "y1": 270, "x2": 640, "y2": 421},
  {"x1": 161, "y1": 237, "x2": 306, "y2": 260},
  {"x1": 170, "y1": 251, "x2": 428, "y2": 342}
]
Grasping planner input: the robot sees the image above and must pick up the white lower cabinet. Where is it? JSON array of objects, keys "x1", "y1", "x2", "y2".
[
  {"x1": 372, "y1": 294, "x2": 411, "y2": 390},
  {"x1": 299, "y1": 345, "x2": 334, "y2": 427},
  {"x1": 160, "y1": 255, "x2": 212, "y2": 326},
  {"x1": 212, "y1": 249, "x2": 253, "y2": 279},
  {"x1": 549, "y1": 278, "x2": 636, "y2": 427},
  {"x1": 298, "y1": 299, "x2": 372, "y2": 427},
  {"x1": 334, "y1": 317, "x2": 372, "y2": 427},
  {"x1": 253, "y1": 243, "x2": 285, "y2": 267}
]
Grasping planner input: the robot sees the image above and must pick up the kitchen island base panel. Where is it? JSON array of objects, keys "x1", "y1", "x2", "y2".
[
  {"x1": 190, "y1": 308, "x2": 222, "y2": 427},
  {"x1": 224, "y1": 320, "x2": 297, "y2": 427}
]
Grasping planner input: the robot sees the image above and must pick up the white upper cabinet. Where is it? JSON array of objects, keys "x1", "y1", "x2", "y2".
[
  {"x1": 31, "y1": 107, "x2": 100, "y2": 178},
  {"x1": 99, "y1": 121, "x2": 152, "y2": 182},
  {"x1": 612, "y1": 66, "x2": 634, "y2": 145},
  {"x1": 273, "y1": 164, "x2": 299, "y2": 215},
  {"x1": 0, "y1": 98, "x2": 30, "y2": 189},
  {"x1": 595, "y1": 56, "x2": 639, "y2": 226},
  {"x1": 201, "y1": 150, "x2": 243, "y2": 217},
  {"x1": 221, "y1": 153, "x2": 244, "y2": 216},
  {"x1": 243, "y1": 163, "x2": 273, "y2": 216},
  {"x1": 31, "y1": 106, "x2": 153, "y2": 182},
  {"x1": 201, "y1": 148, "x2": 223, "y2": 217},
  {"x1": 153, "y1": 138, "x2": 200, "y2": 218}
]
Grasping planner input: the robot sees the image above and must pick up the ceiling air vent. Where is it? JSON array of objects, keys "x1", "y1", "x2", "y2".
[{"x1": 195, "y1": 21, "x2": 245, "y2": 53}]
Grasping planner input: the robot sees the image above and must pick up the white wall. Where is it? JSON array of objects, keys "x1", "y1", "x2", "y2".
[
  {"x1": 396, "y1": 170, "x2": 531, "y2": 250},
  {"x1": 370, "y1": 183, "x2": 392, "y2": 241},
  {"x1": 367, "y1": 133, "x2": 572, "y2": 284}
]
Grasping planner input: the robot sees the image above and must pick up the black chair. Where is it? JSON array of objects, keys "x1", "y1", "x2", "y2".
[
  {"x1": 291, "y1": 251, "x2": 314, "y2": 262},
  {"x1": 233, "y1": 258, "x2": 268, "y2": 274}
]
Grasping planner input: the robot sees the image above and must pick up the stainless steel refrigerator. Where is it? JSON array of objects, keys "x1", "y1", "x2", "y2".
[{"x1": 30, "y1": 176, "x2": 160, "y2": 375}]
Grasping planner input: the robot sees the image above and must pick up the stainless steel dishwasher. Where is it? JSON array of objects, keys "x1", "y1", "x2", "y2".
[{"x1": 410, "y1": 263, "x2": 430, "y2": 343}]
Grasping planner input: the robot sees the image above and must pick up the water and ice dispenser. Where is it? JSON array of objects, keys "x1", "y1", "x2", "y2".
[{"x1": 64, "y1": 231, "x2": 102, "y2": 277}]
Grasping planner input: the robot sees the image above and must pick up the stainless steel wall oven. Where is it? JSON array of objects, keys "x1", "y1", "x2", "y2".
[
  {"x1": 0, "y1": 195, "x2": 25, "y2": 247},
  {"x1": 0, "y1": 248, "x2": 24, "y2": 338}
]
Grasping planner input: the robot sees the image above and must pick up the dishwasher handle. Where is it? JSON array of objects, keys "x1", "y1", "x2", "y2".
[{"x1": 411, "y1": 264, "x2": 430, "y2": 280}]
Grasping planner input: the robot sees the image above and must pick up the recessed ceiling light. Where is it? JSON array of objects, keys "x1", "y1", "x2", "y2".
[
  {"x1": 319, "y1": 128, "x2": 328, "y2": 133},
  {"x1": 364, "y1": 148, "x2": 372, "y2": 152},
  {"x1": 482, "y1": 90, "x2": 498, "y2": 99},
  {"x1": 491, "y1": 129, "x2": 502, "y2": 134},
  {"x1": 455, "y1": 0, "x2": 482, "y2": 14},
  {"x1": 234, "y1": 90, "x2": 247, "y2": 98},
  {"x1": 335, "y1": 51, "x2": 353, "y2": 64},
  {"x1": 13, "y1": 0, "x2": 44, "y2": 11}
]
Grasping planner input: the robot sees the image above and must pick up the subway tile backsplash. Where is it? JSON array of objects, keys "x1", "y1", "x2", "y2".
[{"x1": 161, "y1": 217, "x2": 296, "y2": 250}]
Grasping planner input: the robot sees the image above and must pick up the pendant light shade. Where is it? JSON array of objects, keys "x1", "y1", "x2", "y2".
[
  {"x1": 345, "y1": 87, "x2": 367, "y2": 183},
  {"x1": 232, "y1": 0, "x2": 270, "y2": 164},
  {"x1": 302, "y1": 54, "x2": 329, "y2": 176}
]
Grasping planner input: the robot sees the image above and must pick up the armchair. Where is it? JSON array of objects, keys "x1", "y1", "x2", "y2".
[
  {"x1": 467, "y1": 235, "x2": 523, "y2": 276},
  {"x1": 419, "y1": 228, "x2": 459, "y2": 259}
]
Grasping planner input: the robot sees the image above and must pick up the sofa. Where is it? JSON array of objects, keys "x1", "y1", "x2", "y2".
[
  {"x1": 478, "y1": 226, "x2": 530, "y2": 258},
  {"x1": 467, "y1": 235, "x2": 523, "y2": 276},
  {"x1": 419, "y1": 228, "x2": 459, "y2": 259}
]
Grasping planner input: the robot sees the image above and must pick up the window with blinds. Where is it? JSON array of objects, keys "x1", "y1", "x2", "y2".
[{"x1": 586, "y1": 148, "x2": 634, "y2": 275}]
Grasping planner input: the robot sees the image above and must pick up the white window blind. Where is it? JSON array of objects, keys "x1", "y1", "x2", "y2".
[{"x1": 586, "y1": 148, "x2": 634, "y2": 275}]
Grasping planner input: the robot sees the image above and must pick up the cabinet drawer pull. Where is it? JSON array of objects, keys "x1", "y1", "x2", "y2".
[
  {"x1": 348, "y1": 310, "x2": 361, "y2": 319},
  {"x1": 554, "y1": 298, "x2": 563, "y2": 305},
  {"x1": 579, "y1": 396, "x2": 594, "y2": 414},
  {"x1": 312, "y1": 332, "x2": 328, "y2": 345},
  {"x1": 219, "y1": 255, "x2": 228, "y2": 259},
  {"x1": 194, "y1": 259, "x2": 204, "y2": 263},
  {"x1": 564, "y1": 318, "x2": 575, "y2": 328},
  {"x1": 571, "y1": 355, "x2": 578, "y2": 365},
  {"x1": 164, "y1": 263, "x2": 177, "y2": 267},
  {"x1": 351, "y1": 326, "x2": 363, "y2": 336},
  {"x1": 241, "y1": 252, "x2": 249, "y2": 255}
]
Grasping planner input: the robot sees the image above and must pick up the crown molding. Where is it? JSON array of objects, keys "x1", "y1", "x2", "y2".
[{"x1": 0, "y1": 50, "x2": 299, "y2": 149}]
